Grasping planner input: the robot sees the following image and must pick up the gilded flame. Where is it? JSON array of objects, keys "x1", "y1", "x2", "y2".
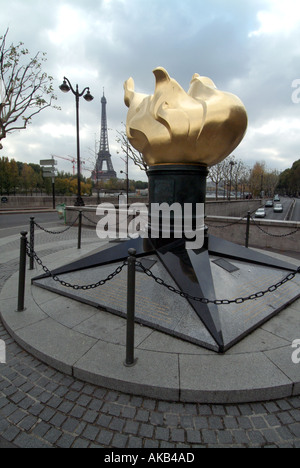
[{"x1": 124, "y1": 67, "x2": 248, "y2": 167}]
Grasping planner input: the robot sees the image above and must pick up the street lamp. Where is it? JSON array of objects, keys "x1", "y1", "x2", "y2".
[
  {"x1": 120, "y1": 169, "x2": 129, "y2": 205},
  {"x1": 228, "y1": 160, "x2": 235, "y2": 201},
  {"x1": 59, "y1": 77, "x2": 94, "y2": 206},
  {"x1": 118, "y1": 140, "x2": 129, "y2": 205}
]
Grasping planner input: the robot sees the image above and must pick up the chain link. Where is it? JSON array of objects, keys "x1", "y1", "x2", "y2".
[
  {"x1": 81, "y1": 212, "x2": 98, "y2": 225},
  {"x1": 135, "y1": 261, "x2": 300, "y2": 306},
  {"x1": 33, "y1": 214, "x2": 79, "y2": 235},
  {"x1": 206, "y1": 216, "x2": 246, "y2": 229},
  {"x1": 26, "y1": 243, "x2": 127, "y2": 290},
  {"x1": 26, "y1": 240, "x2": 300, "y2": 306},
  {"x1": 251, "y1": 216, "x2": 300, "y2": 238}
]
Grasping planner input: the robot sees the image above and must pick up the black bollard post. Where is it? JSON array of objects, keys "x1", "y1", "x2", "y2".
[
  {"x1": 77, "y1": 210, "x2": 82, "y2": 250},
  {"x1": 245, "y1": 211, "x2": 251, "y2": 248},
  {"x1": 29, "y1": 217, "x2": 35, "y2": 270},
  {"x1": 124, "y1": 248, "x2": 138, "y2": 367},
  {"x1": 17, "y1": 231, "x2": 28, "y2": 312}
]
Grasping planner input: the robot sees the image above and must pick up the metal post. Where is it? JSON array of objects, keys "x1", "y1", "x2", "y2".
[
  {"x1": 75, "y1": 88, "x2": 84, "y2": 207},
  {"x1": 78, "y1": 210, "x2": 82, "y2": 250},
  {"x1": 126, "y1": 141, "x2": 129, "y2": 206},
  {"x1": 17, "y1": 231, "x2": 27, "y2": 312},
  {"x1": 124, "y1": 248, "x2": 137, "y2": 367},
  {"x1": 245, "y1": 211, "x2": 251, "y2": 248},
  {"x1": 29, "y1": 217, "x2": 35, "y2": 270},
  {"x1": 52, "y1": 176, "x2": 55, "y2": 210}
]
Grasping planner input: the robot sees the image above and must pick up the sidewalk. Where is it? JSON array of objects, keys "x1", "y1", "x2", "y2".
[{"x1": 0, "y1": 225, "x2": 300, "y2": 448}]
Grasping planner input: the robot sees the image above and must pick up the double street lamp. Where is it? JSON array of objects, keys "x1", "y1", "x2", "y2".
[{"x1": 59, "y1": 77, "x2": 94, "y2": 206}]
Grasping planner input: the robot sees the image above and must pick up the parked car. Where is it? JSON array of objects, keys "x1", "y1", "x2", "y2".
[
  {"x1": 255, "y1": 208, "x2": 266, "y2": 218},
  {"x1": 273, "y1": 203, "x2": 283, "y2": 213},
  {"x1": 265, "y1": 200, "x2": 273, "y2": 207}
]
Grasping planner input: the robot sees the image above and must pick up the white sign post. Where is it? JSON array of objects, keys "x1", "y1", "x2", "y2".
[{"x1": 40, "y1": 158, "x2": 57, "y2": 209}]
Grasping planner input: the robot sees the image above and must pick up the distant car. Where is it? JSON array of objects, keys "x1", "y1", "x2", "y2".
[
  {"x1": 255, "y1": 208, "x2": 266, "y2": 218},
  {"x1": 274, "y1": 195, "x2": 280, "y2": 202},
  {"x1": 273, "y1": 203, "x2": 283, "y2": 213},
  {"x1": 265, "y1": 200, "x2": 273, "y2": 207}
]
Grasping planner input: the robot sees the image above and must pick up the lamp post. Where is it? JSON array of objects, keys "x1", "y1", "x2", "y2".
[
  {"x1": 119, "y1": 140, "x2": 129, "y2": 205},
  {"x1": 228, "y1": 160, "x2": 235, "y2": 201},
  {"x1": 59, "y1": 77, "x2": 94, "y2": 206}
]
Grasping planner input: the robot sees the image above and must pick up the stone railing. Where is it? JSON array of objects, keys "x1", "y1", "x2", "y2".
[
  {"x1": 65, "y1": 202, "x2": 299, "y2": 252},
  {"x1": 206, "y1": 216, "x2": 300, "y2": 252}
]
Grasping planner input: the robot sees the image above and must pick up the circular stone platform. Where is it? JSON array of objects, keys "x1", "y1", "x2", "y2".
[{"x1": 0, "y1": 242, "x2": 299, "y2": 404}]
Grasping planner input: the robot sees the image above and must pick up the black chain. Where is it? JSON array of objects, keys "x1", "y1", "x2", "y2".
[
  {"x1": 26, "y1": 241, "x2": 300, "y2": 306},
  {"x1": 33, "y1": 214, "x2": 79, "y2": 235},
  {"x1": 251, "y1": 216, "x2": 300, "y2": 237},
  {"x1": 206, "y1": 216, "x2": 246, "y2": 229},
  {"x1": 26, "y1": 243, "x2": 127, "y2": 290},
  {"x1": 135, "y1": 261, "x2": 300, "y2": 305},
  {"x1": 81, "y1": 212, "x2": 98, "y2": 225}
]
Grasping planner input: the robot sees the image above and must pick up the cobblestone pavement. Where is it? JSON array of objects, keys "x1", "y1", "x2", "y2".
[{"x1": 0, "y1": 225, "x2": 300, "y2": 448}]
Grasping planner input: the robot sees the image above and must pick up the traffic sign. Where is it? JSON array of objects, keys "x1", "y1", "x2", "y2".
[
  {"x1": 40, "y1": 159, "x2": 57, "y2": 166},
  {"x1": 42, "y1": 166, "x2": 56, "y2": 178},
  {"x1": 42, "y1": 166, "x2": 56, "y2": 171}
]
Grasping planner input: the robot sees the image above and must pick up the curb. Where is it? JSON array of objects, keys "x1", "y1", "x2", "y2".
[{"x1": 1, "y1": 244, "x2": 299, "y2": 405}]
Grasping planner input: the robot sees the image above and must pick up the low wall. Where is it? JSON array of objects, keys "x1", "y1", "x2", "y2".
[
  {"x1": 206, "y1": 216, "x2": 300, "y2": 252},
  {"x1": 65, "y1": 205, "x2": 299, "y2": 253},
  {"x1": 0, "y1": 195, "x2": 261, "y2": 215},
  {"x1": 206, "y1": 199, "x2": 261, "y2": 217},
  {"x1": 0, "y1": 195, "x2": 94, "y2": 209},
  {"x1": 65, "y1": 199, "x2": 261, "y2": 221}
]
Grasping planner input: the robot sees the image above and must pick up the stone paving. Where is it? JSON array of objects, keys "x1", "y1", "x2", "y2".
[{"x1": 0, "y1": 224, "x2": 300, "y2": 448}]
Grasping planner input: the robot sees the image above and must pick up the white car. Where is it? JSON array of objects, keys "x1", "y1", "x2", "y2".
[
  {"x1": 273, "y1": 203, "x2": 283, "y2": 213},
  {"x1": 255, "y1": 208, "x2": 266, "y2": 218}
]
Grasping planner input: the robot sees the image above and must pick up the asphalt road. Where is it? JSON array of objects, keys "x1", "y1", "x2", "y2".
[
  {"x1": 255, "y1": 197, "x2": 299, "y2": 221},
  {"x1": 291, "y1": 198, "x2": 300, "y2": 222},
  {"x1": 0, "y1": 212, "x2": 63, "y2": 238}
]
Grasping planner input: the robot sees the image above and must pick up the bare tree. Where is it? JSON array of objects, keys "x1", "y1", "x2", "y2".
[
  {"x1": 116, "y1": 124, "x2": 148, "y2": 173},
  {"x1": 209, "y1": 155, "x2": 250, "y2": 199},
  {"x1": 208, "y1": 161, "x2": 225, "y2": 199},
  {"x1": 0, "y1": 29, "x2": 58, "y2": 149},
  {"x1": 238, "y1": 164, "x2": 251, "y2": 199}
]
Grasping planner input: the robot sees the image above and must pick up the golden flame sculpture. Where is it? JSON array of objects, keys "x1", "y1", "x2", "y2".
[{"x1": 124, "y1": 67, "x2": 248, "y2": 167}]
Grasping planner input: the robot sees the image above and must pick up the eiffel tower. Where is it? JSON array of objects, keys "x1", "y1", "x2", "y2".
[{"x1": 93, "y1": 91, "x2": 117, "y2": 182}]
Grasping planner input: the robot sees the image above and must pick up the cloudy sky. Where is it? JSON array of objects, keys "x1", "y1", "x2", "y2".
[{"x1": 1, "y1": 0, "x2": 300, "y2": 182}]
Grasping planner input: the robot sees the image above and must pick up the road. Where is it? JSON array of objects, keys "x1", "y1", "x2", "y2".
[
  {"x1": 291, "y1": 198, "x2": 300, "y2": 222},
  {"x1": 0, "y1": 211, "x2": 63, "y2": 238},
  {"x1": 261, "y1": 196, "x2": 296, "y2": 221}
]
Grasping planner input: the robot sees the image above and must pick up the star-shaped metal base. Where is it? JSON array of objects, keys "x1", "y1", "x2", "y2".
[{"x1": 32, "y1": 234, "x2": 298, "y2": 353}]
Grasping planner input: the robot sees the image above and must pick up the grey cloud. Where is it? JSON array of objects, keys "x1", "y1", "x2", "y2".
[{"x1": 1, "y1": 0, "x2": 300, "y2": 177}]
